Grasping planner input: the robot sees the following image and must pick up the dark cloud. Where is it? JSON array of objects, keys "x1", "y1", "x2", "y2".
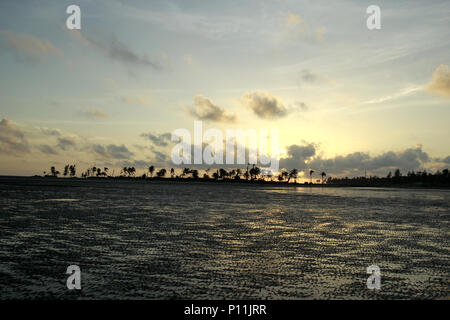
[
  {"x1": 300, "y1": 69, "x2": 320, "y2": 83},
  {"x1": 141, "y1": 132, "x2": 172, "y2": 147},
  {"x1": 186, "y1": 94, "x2": 237, "y2": 123},
  {"x1": 151, "y1": 148, "x2": 170, "y2": 164},
  {"x1": 309, "y1": 147, "x2": 430, "y2": 175},
  {"x1": 298, "y1": 69, "x2": 331, "y2": 87},
  {"x1": 279, "y1": 143, "x2": 431, "y2": 176},
  {"x1": 57, "y1": 137, "x2": 76, "y2": 151},
  {"x1": 0, "y1": 118, "x2": 30, "y2": 155},
  {"x1": 366, "y1": 147, "x2": 429, "y2": 171},
  {"x1": 279, "y1": 142, "x2": 317, "y2": 169},
  {"x1": 93, "y1": 144, "x2": 134, "y2": 159},
  {"x1": 242, "y1": 91, "x2": 289, "y2": 119},
  {"x1": 38, "y1": 144, "x2": 58, "y2": 155}
]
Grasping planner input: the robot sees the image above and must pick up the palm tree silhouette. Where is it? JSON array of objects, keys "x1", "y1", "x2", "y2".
[
  {"x1": 148, "y1": 165, "x2": 155, "y2": 178},
  {"x1": 321, "y1": 171, "x2": 326, "y2": 184},
  {"x1": 288, "y1": 169, "x2": 298, "y2": 183},
  {"x1": 69, "y1": 165, "x2": 76, "y2": 177},
  {"x1": 63, "y1": 165, "x2": 69, "y2": 177},
  {"x1": 309, "y1": 169, "x2": 314, "y2": 184},
  {"x1": 249, "y1": 165, "x2": 261, "y2": 180}
]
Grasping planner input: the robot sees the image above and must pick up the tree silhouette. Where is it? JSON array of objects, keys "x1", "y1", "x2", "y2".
[
  {"x1": 288, "y1": 169, "x2": 298, "y2": 183},
  {"x1": 69, "y1": 165, "x2": 76, "y2": 177},
  {"x1": 50, "y1": 166, "x2": 60, "y2": 177},
  {"x1": 156, "y1": 168, "x2": 167, "y2": 177},
  {"x1": 309, "y1": 169, "x2": 314, "y2": 184},
  {"x1": 249, "y1": 165, "x2": 261, "y2": 180},
  {"x1": 219, "y1": 168, "x2": 229, "y2": 179},
  {"x1": 321, "y1": 171, "x2": 326, "y2": 184},
  {"x1": 182, "y1": 167, "x2": 190, "y2": 178},
  {"x1": 235, "y1": 168, "x2": 242, "y2": 179},
  {"x1": 148, "y1": 165, "x2": 155, "y2": 178},
  {"x1": 63, "y1": 165, "x2": 69, "y2": 177}
]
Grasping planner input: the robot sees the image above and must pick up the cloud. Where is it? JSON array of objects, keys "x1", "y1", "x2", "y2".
[
  {"x1": 38, "y1": 144, "x2": 59, "y2": 155},
  {"x1": 293, "y1": 101, "x2": 308, "y2": 111},
  {"x1": 427, "y1": 64, "x2": 450, "y2": 97},
  {"x1": 308, "y1": 147, "x2": 430, "y2": 175},
  {"x1": 80, "y1": 109, "x2": 108, "y2": 119},
  {"x1": 0, "y1": 30, "x2": 62, "y2": 61},
  {"x1": 93, "y1": 144, "x2": 134, "y2": 159},
  {"x1": 0, "y1": 118, "x2": 30, "y2": 155},
  {"x1": 72, "y1": 31, "x2": 162, "y2": 70},
  {"x1": 150, "y1": 148, "x2": 170, "y2": 164},
  {"x1": 186, "y1": 94, "x2": 237, "y2": 123},
  {"x1": 116, "y1": 159, "x2": 148, "y2": 168},
  {"x1": 39, "y1": 127, "x2": 62, "y2": 136},
  {"x1": 283, "y1": 13, "x2": 326, "y2": 43},
  {"x1": 57, "y1": 137, "x2": 76, "y2": 151},
  {"x1": 364, "y1": 86, "x2": 423, "y2": 104},
  {"x1": 285, "y1": 13, "x2": 303, "y2": 28},
  {"x1": 140, "y1": 132, "x2": 172, "y2": 147},
  {"x1": 279, "y1": 142, "x2": 431, "y2": 176},
  {"x1": 121, "y1": 96, "x2": 151, "y2": 106},
  {"x1": 279, "y1": 142, "x2": 317, "y2": 169},
  {"x1": 299, "y1": 69, "x2": 332, "y2": 85},
  {"x1": 435, "y1": 156, "x2": 450, "y2": 164},
  {"x1": 300, "y1": 69, "x2": 321, "y2": 83},
  {"x1": 242, "y1": 91, "x2": 289, "y2": 119}
]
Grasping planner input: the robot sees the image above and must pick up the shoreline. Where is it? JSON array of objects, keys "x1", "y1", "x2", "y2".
[{"x1": 0, "y1": 175, "x2": 449, "y2": 190}]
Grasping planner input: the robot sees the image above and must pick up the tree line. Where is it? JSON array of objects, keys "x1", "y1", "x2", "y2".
[{"x1": 42, "y1": 164, "x2": 449, "y2": 187}]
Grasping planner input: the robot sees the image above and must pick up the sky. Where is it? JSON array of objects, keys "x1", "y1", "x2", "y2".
[{"x1": 0, "y1": 0, "x2": 449, "y2": 179}]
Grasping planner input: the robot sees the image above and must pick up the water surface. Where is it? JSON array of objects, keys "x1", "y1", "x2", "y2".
[{"x1": 0, "y1": 177, "x2": 449, "y2": 299}]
